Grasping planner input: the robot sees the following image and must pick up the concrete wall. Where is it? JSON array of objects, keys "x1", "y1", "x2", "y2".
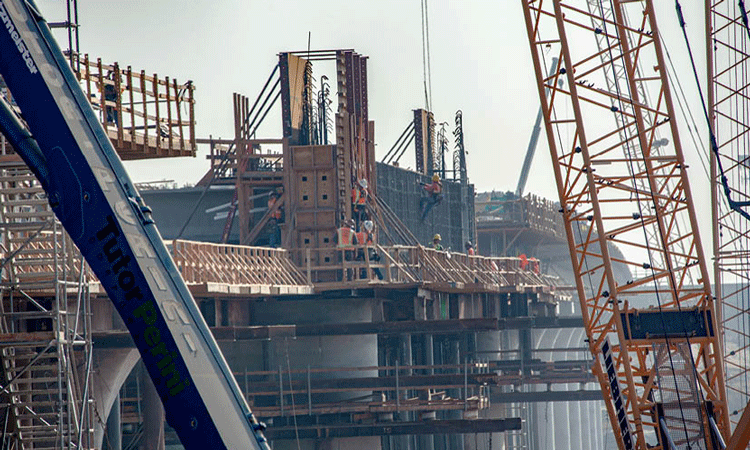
[
  {"x1": 377, "y1": 162, "x2": 475, "y2": 251},
  {"x1": 140, "y1": 186, "x2": 236, "y2": 242}
]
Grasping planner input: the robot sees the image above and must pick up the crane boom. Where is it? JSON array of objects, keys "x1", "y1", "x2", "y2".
[
  {"x1": 516, "y1": 57, "x2": 558, "y2": 198},
  {"x1": 0, "y1": 1, "x2": 270, "y2": 448},
  {"x1": 707, "y1": 0, "x2": 750, "y2": 446},
  {"x1": 521, "y1": 0, "x2": 729, "y2": 448}
]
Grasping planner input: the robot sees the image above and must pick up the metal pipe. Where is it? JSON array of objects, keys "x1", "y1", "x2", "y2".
[
  {"x1": 659, "y1": 417, "x2": 678, "y2": 450},
  {"x1": 709, "y1": 416, "x2": 727, "y2": 449}
]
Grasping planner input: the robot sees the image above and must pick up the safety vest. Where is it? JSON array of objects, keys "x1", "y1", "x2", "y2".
[
  {"x1": 356, "y1": 231, "x2": 373, "y2": 246},
  {"x1": 268, "y1": 198, "x2": 282, "y2": 220},
  {"x1": 426, "y1": 181, "x2": 442, "y2": 195},
  {"x1": 352, "y1": 187, "x2": 367, "y2": 205},
  {"x1": 337, "y1": 227, "x2": 355, "y2": 248},
  {"x1": 529, "y1": 257, "x2": 540, "y2": 274}
]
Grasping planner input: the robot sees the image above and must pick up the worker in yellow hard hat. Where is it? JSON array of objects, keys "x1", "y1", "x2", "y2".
[
  {"x1": 420, "y1": 174, "x2": 444, "y2": 222},
  {"x1": 432, "y1": 234, "x2": 444, "y2": 251}
]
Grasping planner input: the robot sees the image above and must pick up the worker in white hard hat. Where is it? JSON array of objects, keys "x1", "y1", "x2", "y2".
[{"x1": 354, "y1": 219, "x2": 383, "y2": 280}]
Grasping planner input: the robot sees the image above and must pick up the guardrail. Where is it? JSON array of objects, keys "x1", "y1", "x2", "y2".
[
  {"x1": 72, "y1": 54, "x2": 196, "y2": 159},
  {"x1": 3, "y1": 238, "x2": 312, "y2": 294},
  {"x1": 170, "y1": 240, "x2": 309, "y2": 288},
  {"x1": 476, "y1": 193, "x2": 565, "y2": 239},
  {"x1": 288, "y1": 245, "x2": 558, "y2": 289}
]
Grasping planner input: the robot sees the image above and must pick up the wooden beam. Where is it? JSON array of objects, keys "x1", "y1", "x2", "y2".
[{"x1": 243, "y1": 197, "x2": 283, "y2": 246}]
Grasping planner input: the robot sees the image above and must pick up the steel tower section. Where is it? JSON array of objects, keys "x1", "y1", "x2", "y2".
[
  {"x1": 521, "y1": 0, "x2": 728, "y2": 449},
  {"x1": 706, "y1": 0, "x2": 750, "y2": 436}
]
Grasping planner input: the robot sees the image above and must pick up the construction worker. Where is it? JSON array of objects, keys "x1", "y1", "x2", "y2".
[
  {"x1": 356, "y1": 220, "x2": 383, "y2": 280},
  {"x1": 528, "y1": 256, "x2": 540, "y2": 274},
  {"x1": 519, "y1": 254, "x2": 529, "y2": 270},
  {"x1": 465, "y1": 241, "x2": 475, "y2": 256},
  {"x1": 336, "y1": 219, "x2": 357, "y2": 250},
  {"x1": 336, "y1": 219, "x2": 357, "y2": 281},
  {"x1": 420, "y1": 174, "x2": 443, "y2": 222},
  {"x1": 103, "y1": 71, "x2": 118, "y2": 125},
  {"x1": 432, "y1": 234, "x2": 444, "y2": 251},
  {"x1": 267, "y1": 191, "x2": 282, "y2": 248},
  {"x1": 352, "y1": 179, "x2": 368, "y2": 225}
]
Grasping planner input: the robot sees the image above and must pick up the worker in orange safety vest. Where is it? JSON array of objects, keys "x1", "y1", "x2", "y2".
[
  {"x1": 352, "y1": 179, "x2": 368, "y2": 225},
  {"x1": 337, "y1": 219, "x2": 357, "y2": 249},
  {"x1": 420, "y1": 174, "x2": 443, "y2": 222}
]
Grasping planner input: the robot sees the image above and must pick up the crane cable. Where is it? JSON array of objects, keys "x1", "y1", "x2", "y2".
[
  {"x1": 420, "y1": 0, "x2": 433, "y2": 111},
  {"x1": 590, "y1": 0, "x2": 705, "y2": 444},
  {"x1": 713, "y1": 0, "x2": 750, "y2": 413},
  {"x1": 676, "y1": 0, "x2": 750, "y2": 222}
]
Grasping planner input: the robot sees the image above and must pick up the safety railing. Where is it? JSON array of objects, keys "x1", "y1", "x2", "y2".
[
  {"x1": 288, "y1": 244, "x2": 558, "y2": 289},
  {"x1": 236, "y1": 361, "x2": 493, "y2": 418},
  {"x1": 476, "y1": 193, "x2": 565, "y2": 239},
  {"x1": 170, "y1": 239, "x2": 310, "y2": 288},
  {"x1": 2, "y1": 238, "x2": 312, "y2": 293},
  {"x1": 72, "y1": 54, "x2": 196, "y2": 159}
]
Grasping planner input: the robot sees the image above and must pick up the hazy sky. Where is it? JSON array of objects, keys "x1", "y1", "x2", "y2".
[{"x1": 34, "y1": 0, "x2": 713, "y2": 238}]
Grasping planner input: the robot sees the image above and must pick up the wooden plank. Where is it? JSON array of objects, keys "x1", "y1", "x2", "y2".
[
  {"x1": 127, "y1": 66, "x2": 135, "y2": 151},
  {"x1": 140, "y1": 70, "x2": 149, "y2": 154},
  {"x1": 164, "y1": 76, "x2": 172, "y2": 154},
  {"x1": 114, "y1": 63, "x2": 123, "y2": 147},
  {"x1": 174, "y1": 78, "x2": 184, "y2": 151},
  {"x1": 153, "y1": 73, "x2": 161, "y2": 152}
]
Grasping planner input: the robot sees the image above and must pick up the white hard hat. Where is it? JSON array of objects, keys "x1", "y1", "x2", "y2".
[
  {"x1": 363, "y1": 220, "x2": 374, "y2": 232},
  {"x1": 359, "y1": 178, "x2": 368, "y2": 189}
]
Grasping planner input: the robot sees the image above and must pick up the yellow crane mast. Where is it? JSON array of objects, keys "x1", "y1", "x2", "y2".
[{"x1": 521, "y1": 0, "x2": 729, "y2": 448}]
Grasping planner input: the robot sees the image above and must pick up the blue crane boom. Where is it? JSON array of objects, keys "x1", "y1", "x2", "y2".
[{"x1": 0, "y1": 1, "x2": 270, "y2": 448}]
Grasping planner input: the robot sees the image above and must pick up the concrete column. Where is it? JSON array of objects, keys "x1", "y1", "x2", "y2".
[
  {"x1": 93, "y1": 348, "x2": 140, "y2": 449},
  {"x1": 104, "y1": 392, "x2": 121, "y2": 450},
  {"x1": 580, "y1": 397, "x2": 590, "y2": 450},
  {"x1": 141, "y1": 367, "x2": 165, "y2": 450},
  {"x1": 418, "y1": 335, "x2": 434, "y2": 450},
  {"x1": 398, "y1": 334, "x2": 412, "y2": 450},
  {"x1": 449, "y1": 338, "x2": 463, "y2": 450}
]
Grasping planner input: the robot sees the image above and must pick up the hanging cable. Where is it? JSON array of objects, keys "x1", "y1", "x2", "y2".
[
  {"x1": 607, "y1": 1, "x2": 722, "y2": 445},
  {"x1": 420, "y1": 0, "x2": 431, "y2": 111},
  {"x1": 176, "y1": 65, "x2": 279, "y2": 238},
  {"x1": 675, "y1": 0, "x2": 750, "y2": 222},
  {"x1": 424, "y1": 0, "x2": 433, "y2": 111}
]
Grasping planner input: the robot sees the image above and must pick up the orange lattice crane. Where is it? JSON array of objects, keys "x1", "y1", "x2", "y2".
[
  {"x1": 709, "y1": 0, "x2": 750, "y2": 448},
  {"x1": 521, "y1": 0, "x2": 729, "y2": 448}
]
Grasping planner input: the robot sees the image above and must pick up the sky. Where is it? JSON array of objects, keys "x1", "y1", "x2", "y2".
[{"x1": 34, "y1": 0, "x2": 716, "y2": 255}]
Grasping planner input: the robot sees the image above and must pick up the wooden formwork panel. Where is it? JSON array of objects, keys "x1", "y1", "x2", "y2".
[
  {"x1": 293, "y1": 169, "x2": 335, "y2": 209},
  {"x1": 290, "y1": 145, "x2": 335, "y2": 169},
  {"x1": 297, "y1": 170, "x2": 316, "y2": 208},
  {"x1": 317, "y1": 229, "x2": 335, "y2": 248},
  {"x1": 298, "y1": 231, "x2": 316, "y2": 248},
  {"x1": 316, "y1": 169, "x2": 335, "y2": 207},
  {"x1": 292, "y1": 147, "x2": 314, "y2": 167},
  {"x1": 296, "y1": 210, "x2": 336, "y2": 230},
  {"x1": 319, "y1": 249, "x2": 336, "y2": 266}
]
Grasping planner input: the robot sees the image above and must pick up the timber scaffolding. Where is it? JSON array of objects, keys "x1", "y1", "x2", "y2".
[
  {"x1": 0, "y1": 47, "x2": 585, "y2": 449},
  {"x1": 0, "y1": 55, "x2": 196, "y2": 161}
]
